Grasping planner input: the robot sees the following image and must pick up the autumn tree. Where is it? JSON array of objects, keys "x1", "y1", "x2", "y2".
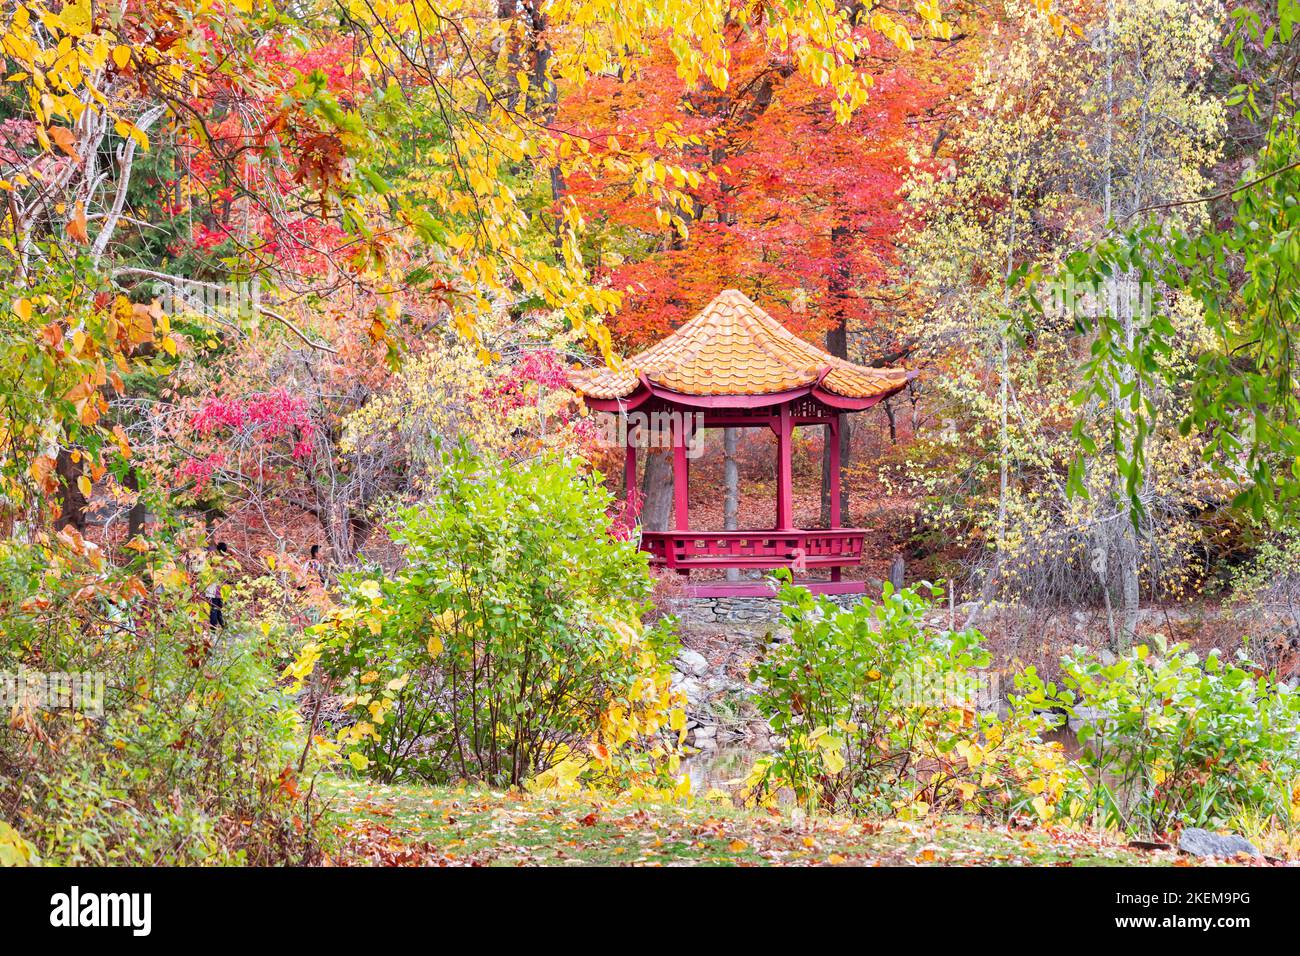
[
  {"x1": 559, "y1": 10, "x2": 959, "y2": 529},
  {"x1": 902, "y1": 0, "x2": 1225, "y2": 644}
]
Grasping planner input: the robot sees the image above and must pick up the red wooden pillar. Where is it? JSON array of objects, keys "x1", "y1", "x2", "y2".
[
  {"x1": 672, "y1": 410, "x2": 690, "y2": 532},
  {"x1": 624, "y1": 417, "x2": 639, "y2": 518},
  {"x1": 828, "y1": 415, "x2": 842, "y2": 529},
  {"x1": 829, "y1": 414, "x2": 843, "y2": 582},
  {"x1": 775, "y1": 402, "x2": 794, "y2": 531}
]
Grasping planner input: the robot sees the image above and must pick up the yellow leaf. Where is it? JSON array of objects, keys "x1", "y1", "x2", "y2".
[
  {"x1": 112, "y1": 45, "x2": 131, "y2": 70},
  {"x1": 0, "y1": 821, "x2": 39, "y2": 866},
  {"x1": 821, "y1": 746, "x2": 846, "y2": 774},
  {"x1": 56, "y1": 0, "x2": 93, "y2": 36},
  {"x1": 348, "y1": 752, "x2": 370, "y2": 771},
  {"x1": 114, "y1": 119, "x2": 150, "y2": 151},
  {"x1": 956, "y1": 740, "x2": 984, "y2": 768},
  {"x1": 728, "y1": 839, "x2": 747, "y2": 852},
  {"x1": 427, "y1": 633, "x2": 444, "y2": 658},
  {"x1": 76, "y1": 474, "x2": 92, "y2": 498}
]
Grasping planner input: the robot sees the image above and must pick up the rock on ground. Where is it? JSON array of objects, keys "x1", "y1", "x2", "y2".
[
  {"x1": 1177, "y1": 828, "x2": 1261, "y2": 859},
  {"x1": 675, "y1": 647, "x2": 709, "y2": 677}
]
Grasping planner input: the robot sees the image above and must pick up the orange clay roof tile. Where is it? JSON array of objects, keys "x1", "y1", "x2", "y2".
[{"x1": 571, "y1": 289, "x2": 913, "y2": 401}]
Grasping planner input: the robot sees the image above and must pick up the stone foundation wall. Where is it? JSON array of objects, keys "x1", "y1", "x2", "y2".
[{"x1": 668, "y1": 593, "x2": 867, "y2": 631}]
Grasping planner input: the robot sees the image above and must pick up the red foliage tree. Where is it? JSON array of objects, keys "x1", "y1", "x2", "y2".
[{"x1": 559, "y1": 23, "x2": 963, "y2": 354}]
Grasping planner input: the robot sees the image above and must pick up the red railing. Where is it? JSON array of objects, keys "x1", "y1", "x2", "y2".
[{"x1": 640, "y1": 529, "x2": 865, "y2": 570}]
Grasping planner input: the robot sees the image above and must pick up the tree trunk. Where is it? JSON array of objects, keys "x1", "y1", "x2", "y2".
[
  {"x1": 820, "y1": 420, "x2": 851, "y2": 527},
  {"x1": 126, "y1": 467, "x2": 148, "y2": 540},
  {"x1": 1100, "y1": 4, "x2": 1140, "y2": 650},
  {"x1": 1109, "y1": 272, "x2": 1143, "y2": 651},
  {"x1": 723, "y1": 427, "x2": 740, "y2": 582},
  {"x1": 641, "y1": 448, "x2": 673, "y2": 532},
  {"x1": 497, "y1": 0, "x2": 524, "y2": 111},
  {"x1": 889, "y1": 556, "x2": 906, "y2": 592},
  {"x1": 1115, "y1": 526, "x2": 1141, "y2": 649},
  {"x1": 54, "y1": 448, "x2": 87, "y2": 532},
  {"x1": 820, "y1": 225, "x2": 853, "y2": 527},
  {"x1": 524, "y1": 1, "x2": 566, "y2": 253}
]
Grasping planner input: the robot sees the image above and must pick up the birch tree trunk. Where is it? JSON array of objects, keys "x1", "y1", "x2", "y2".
[{"x1": 1099, "y1": 0, "x2": 1141, "y2": 650}]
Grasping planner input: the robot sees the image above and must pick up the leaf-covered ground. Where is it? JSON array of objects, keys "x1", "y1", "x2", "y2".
[{"x1": 319, "y1": 778, "x2": 1206, "y2": 867}]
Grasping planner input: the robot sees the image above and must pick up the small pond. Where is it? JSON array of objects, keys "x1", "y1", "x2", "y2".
[{"x1": 682, "y1": 745, "x2": 767, "y2": 794}]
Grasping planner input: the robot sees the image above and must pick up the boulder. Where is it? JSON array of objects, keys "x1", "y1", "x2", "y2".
[
  {"x1": 1066, "y1": 705, "x2": 1106, "y2": 734},
  {"x1": 675, "y1": 647, "x2": 709, "y2": 678},
  {"x1": 1177, "y1": 828, "x2": 1261, "y2": 859},
  {"x1": 674, "y1": 676, "x2": 704, "y2": 706}
]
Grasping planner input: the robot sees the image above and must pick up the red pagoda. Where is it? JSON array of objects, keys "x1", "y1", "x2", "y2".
[{"x1": 571, "y1": 290, "x2": 915, "y2": 596}]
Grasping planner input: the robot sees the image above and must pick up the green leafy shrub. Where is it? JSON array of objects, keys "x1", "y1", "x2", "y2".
[
  {"x1": 0, "y1": 530, "x2": 317, "y2": 865},
  {"x1": 1023, "y1": 637, "x2": 1300, "y2": 836},
  {"x1": 748, "y1": 575, "x2": 1063, "y2": 820},
  {"x1": 290, "y1": 449, "x2": 686, "y2": 791}
]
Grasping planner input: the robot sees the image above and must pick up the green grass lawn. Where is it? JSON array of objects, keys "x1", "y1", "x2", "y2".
[{"x1": 318, "y1": 777, "x2": 1193, "y2": 867}]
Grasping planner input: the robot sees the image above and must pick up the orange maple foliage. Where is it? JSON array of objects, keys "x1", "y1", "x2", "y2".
[{"x1": 559, "y1": 21, "x2": 967, "y2": 353}]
